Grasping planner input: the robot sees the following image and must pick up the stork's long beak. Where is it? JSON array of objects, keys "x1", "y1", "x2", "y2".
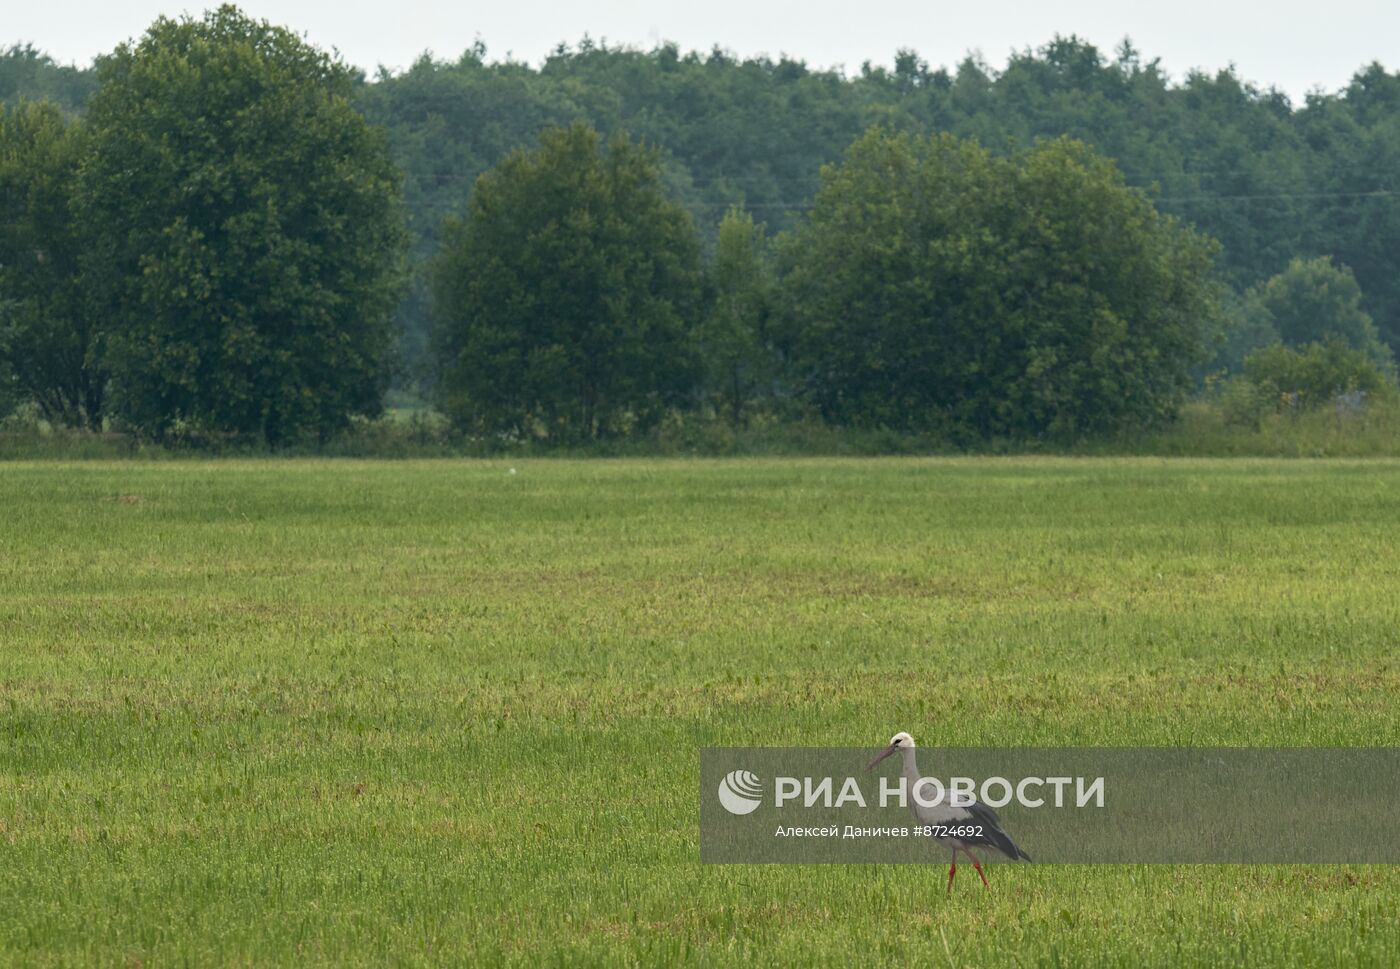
[{"x1": 866, "y1": 743, "x2": 898, "y2": 770}]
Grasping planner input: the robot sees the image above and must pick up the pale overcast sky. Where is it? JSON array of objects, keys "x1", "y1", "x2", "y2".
[{"x1": 9, "y1": 0, "x2": 1399, "y2": 103}]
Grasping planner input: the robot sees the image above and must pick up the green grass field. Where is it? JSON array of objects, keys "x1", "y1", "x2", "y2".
[{"x1": 2, "y1": 457, "x2": 1398, "y2": 966}]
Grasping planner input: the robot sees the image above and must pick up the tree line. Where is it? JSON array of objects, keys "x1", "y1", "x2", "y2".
[
  {"x1": 356, "y1": 37, "x2": 1400, "y2": 388},
  {"x1": 2, "y1": 7, "x2": 1397, "y2": 444}
]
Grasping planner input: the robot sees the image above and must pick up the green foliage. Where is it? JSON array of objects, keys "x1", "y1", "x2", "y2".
[
  {"x1": 1215, "y1": 339, "x2": 1396, "y2": 428},
  {"x1": 1207, "y1": 258, "x2": 1391, "y2": 377},
  {"x1": 0, "y1": 44, "x2": 96, "y2": 114},
  {"x1": 1250, "y1": 340, "x2": 1394, "y2": 406},
  {"x1": 0, "y1": 101, "x2": 104, "y2": 428},
  {"x1": 12, "y1": 35, "x2": 1400, "y2": 381},
  {"x1": 0, "y1": 347, "x2": 15, "y2": 418},
  {"x1": 431, "y1": 123, "x2": 702, "y2": 441},
  {"x1": 699, "y1": 207, "x2": 773, "y2": 424},
  {"x1": 357, "y1": 40, "x2": 1400, "y2": 382},
  {"x1": 1247, "y1": 256, "x2": 1390, "y2": 365},
  {"x1": 77, "y1": 5, "x2": 407, "y2": 443},
  {"x1": 1213, "y1": 372, "x2": 1278, "y2": 429},
  {"x1": 778, "y1": 129, "x2": 1221, "y2": 439},
  {"x1": 1294, "y1": 66, "x2": 1400, "y2": 350},
  {"x1": 356, "y1": 47, "x2": 583, "y2": 392},
  {"x1": 1204, "y1": 286, "x2": 1279, "y2": 375},
  {"x1": 1074, "y1": 396, "x2": 1400, "y2": 457},
  {"x1": 358, "y1": 44, "x2": 867, "y2": 388}
]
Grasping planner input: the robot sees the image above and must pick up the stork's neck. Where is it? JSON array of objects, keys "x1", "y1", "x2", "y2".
[{"x1": 900, "y1": 745, "x2": 921, "y2": 784}]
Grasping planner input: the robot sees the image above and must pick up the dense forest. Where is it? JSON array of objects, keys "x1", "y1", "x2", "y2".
[{"x1": 5, "y1": 34, "x2": 1399, "y2": 391}]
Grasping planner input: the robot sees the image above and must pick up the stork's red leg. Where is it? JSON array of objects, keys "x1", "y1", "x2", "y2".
[
  {"x1": 963, "y1": 847, "x2": 990, "y2": 888},
  {"x1": 946, "y1": 849, "x2": 958, "y2": 895}
]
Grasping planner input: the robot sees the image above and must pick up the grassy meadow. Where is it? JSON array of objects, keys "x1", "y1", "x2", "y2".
[{"x1": 1, "y1": 457, "x2": 1398, "y2": 966}]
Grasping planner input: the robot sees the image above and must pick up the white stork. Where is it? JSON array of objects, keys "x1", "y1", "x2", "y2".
[{"x1": 867, "y1": 731, "x2": 1031, "y2": 892}]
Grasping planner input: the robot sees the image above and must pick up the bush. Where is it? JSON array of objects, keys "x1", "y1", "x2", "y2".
[
  {"x1": 1212, "y1": 340, "x2": 1396, "y2": 430},
  {"x1": 1245, "y1": 341, "x2": 1395, "y2": 408}
]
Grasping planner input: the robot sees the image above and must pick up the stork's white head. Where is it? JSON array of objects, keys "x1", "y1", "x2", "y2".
[{"x1": 866, "y1": 730, "x2": 915, "y2": 769}]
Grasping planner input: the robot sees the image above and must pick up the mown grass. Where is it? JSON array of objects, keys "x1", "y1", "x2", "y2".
[{"x1": 1, "y1": 457, "x2": 1398, "y2": 966}]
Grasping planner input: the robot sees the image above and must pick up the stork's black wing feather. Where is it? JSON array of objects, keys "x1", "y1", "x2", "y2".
[{"x1": 962, "y1": 800, "x2": 1032, "y2": 862}]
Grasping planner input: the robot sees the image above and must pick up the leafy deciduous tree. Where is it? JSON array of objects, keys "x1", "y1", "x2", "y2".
[
  {"x1": 431, "y1": 123, "x2": 702, "y2": 440},
  {"x1": 1245, "y1": 256, "x2": 1391, "y2": 367},
  {"x1": 778, "y1": 129, "x2": 1221, "y2": 438},
  {"x1": 0, "y1": 100, "x2": 104, "y2": 428},
  {"x1": 78, "y1": 5, "x2": 407, "y2": 442},
  {"x1": 700, "y1": 207, "x2": 772, "y2": 425}
]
